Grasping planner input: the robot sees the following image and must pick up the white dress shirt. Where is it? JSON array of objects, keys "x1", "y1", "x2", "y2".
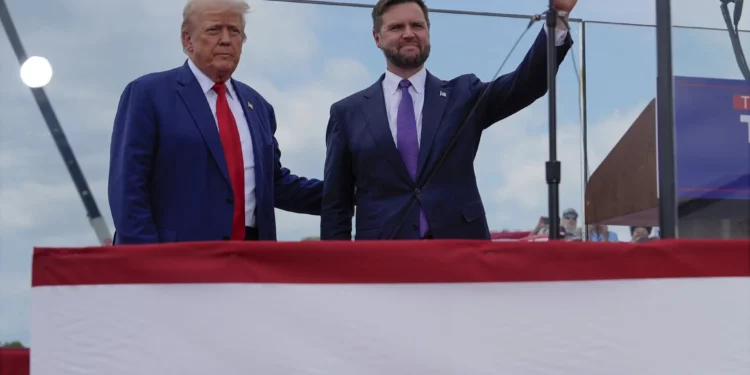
[
  {"x1": 382, "y1": 26, "x2": 569, "y2": 147},
  {"x1": 188, "y1": 59, "x2": 257, "y2": 228},
  {"x1": 382, "y1": 68, "x2": 427, "y2": 146}
]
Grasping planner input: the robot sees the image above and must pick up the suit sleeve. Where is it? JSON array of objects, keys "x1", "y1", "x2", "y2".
[
  {"x1": 108, "y1": 80, "x2": 159, "y2": 244},
  {"x1": 320, "y1": 104, "x2": 354, "y2": 240},
  {"x1": 270, "y1": 104, "x2": 324, "y2": 215},
  {"x1": 472, "y1": 27, "x2": 573, "y2": 129}
]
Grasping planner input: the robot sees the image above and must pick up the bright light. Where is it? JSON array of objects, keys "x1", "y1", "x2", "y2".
[{"x1": 20, "y1": 56, "x2": 53, "y2": 88}]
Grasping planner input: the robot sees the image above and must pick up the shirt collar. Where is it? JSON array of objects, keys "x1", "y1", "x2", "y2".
[
  {"x1": 383, "y1": 67, "x2": 426, "y2": 95},
  {"x1": 187, "y1": 58, "x2": 236, "y2": 100}
]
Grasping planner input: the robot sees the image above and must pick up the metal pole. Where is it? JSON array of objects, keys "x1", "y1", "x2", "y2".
[
  {"x1": 578, "y1": 21, "x2": 589, "y2": 241},
  {"x1": 655, "y1": 0, "x2": 678, "y2": 238},
  {"x1": 584, "y1": 18, "x2": 750, "y2": 32},
  {"x1": 546, "y1": 2, "x2": 562, "y2": 240},
  {"x1": 264, "y1": 0, "x2": 585, "y2": 22},
  {"x1": 265, "y1": 0, "x2": 750, "y2": 33},
  {"x1": 0, "y1": 0, "x2": 112, "y2": 245}
]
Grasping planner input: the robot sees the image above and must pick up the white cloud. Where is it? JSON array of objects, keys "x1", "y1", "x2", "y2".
[
  {"x1": 587, "y1": 104, "x2": 650, "y2": 171},
  {"x1": 0, "y1": 271, "x2": 31, "y2": 346},
  {"x1": 257, "y1": 57, "x2": 375, "y2": 240},
  {"x1": 0, "y1": 272, "x2": 29, "y2": 300},
  {"x1": 251, "y1": 57, "x2": 374, "y2": 152},
  {"x1": 480, "y1": 91, "x2": 677, "y2": 242},
  {"x1": 0, "y1": 182, "x2": 79, "y2": 234},
  {"x1": 0, "y1": 178, "x2": 108, "y2": 238}
]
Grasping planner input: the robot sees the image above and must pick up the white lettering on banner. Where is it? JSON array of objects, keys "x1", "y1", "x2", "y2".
[
  {"x1": 743, "y1": 96, "x2": 750, "y2": 108},
  {"x1": 742, "y1": 115, "x2": 750, "y2": 143}
]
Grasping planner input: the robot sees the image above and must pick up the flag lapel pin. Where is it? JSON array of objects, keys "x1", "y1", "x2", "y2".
[
  {"x1": 248, "y1": 101, "x2": 254, "y2": 110},
  {"x1": 439, "y1": 91, "x2": 446, "y2": 97}
]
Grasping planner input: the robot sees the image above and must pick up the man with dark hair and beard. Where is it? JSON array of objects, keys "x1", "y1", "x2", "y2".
[{"x1": 321, "y1": 0, "x2": 578, "y2": 241}]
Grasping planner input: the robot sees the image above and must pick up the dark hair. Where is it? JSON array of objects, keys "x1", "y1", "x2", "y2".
[
  {"x1": 372, "y1": 0, "x2": 430, "y2": 32},
  {"x1": 630, "y1": 226, "x2": 652, "y2": 235}
]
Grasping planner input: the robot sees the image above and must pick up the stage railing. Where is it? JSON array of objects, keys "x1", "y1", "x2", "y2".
[{"x1": 27, "y1": 239, "x2": 750, "y2": 374}]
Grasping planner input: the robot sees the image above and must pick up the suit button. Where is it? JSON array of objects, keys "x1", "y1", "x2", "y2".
[
  {"x1": 414, "y1": 188, "x2": 420, "y2": 195},
  {"x1": 226, "y1": 197, "x2": 233, "y2": 204},
  {"x1": 222, "y1": 236, "x2": 230, "y2": 240},
  {"x1": 411, "y1": 224, "x2": 418, "y2": 230}
]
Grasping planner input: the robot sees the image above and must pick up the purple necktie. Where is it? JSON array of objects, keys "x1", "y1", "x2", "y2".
[{"x1": 397, "y1": 79, "x2": 429, "y2": 237}]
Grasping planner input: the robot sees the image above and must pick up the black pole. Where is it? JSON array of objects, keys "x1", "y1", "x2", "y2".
[
  {"x1": 579, "y1": 21, "x2": 590, "y2": 241},
  {"x1": 655, "y1": 0, "x2": 678, "y2": 238},
  {"x1": 546, "y1": 2, "x2": 562, "y2": 240},
  {"x1": 0, "y1": 0, "x2": 112, "y2": 244}
]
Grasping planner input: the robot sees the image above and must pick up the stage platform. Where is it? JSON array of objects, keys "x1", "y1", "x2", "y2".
[{"x1": 21, "y1": 239, "x2": 750, "y2": 374}]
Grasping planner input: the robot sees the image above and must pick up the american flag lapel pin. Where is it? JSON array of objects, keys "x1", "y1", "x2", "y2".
[
  {"x1": 247, "y1": 101, "x2": 254, "y2": 110},
  {"x1": 439, "y1": 91, "x2": 446, "y2": 97}
]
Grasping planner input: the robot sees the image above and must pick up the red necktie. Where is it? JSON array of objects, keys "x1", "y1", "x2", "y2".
[{"x1": 213, "y1": 82, "x2": 245, "y2": 240}]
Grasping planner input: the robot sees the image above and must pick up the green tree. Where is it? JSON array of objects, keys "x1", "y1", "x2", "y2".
[{"x1": 1, "y1": 341, "x2": 26, "y2": 348}]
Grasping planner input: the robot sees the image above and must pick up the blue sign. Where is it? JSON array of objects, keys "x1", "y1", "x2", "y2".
[{"x1": 674, "y1": 76, "x2": 750, "y2": 200}]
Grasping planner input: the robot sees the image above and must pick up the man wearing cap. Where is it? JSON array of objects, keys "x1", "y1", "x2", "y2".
[{"x1": 562, "y1": 208, "x2": 582, "y2": 240}]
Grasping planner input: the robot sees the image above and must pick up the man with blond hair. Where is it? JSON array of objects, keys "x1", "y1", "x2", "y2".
[{"x1": 109, "y1": 0, "x2": 323, "y2": 244}]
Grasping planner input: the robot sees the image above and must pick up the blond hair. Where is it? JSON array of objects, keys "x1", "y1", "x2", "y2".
[{"x1": 181, "y1": 0, "x2": 250, "y2": 45}]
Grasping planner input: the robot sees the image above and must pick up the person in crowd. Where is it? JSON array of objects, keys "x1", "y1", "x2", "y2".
[
  {"x1": 561, "y1": 208, "x2": 582, "y2": 239},
  {"x1": 630, "y1": 226, "x2": 653, "y2": 243},
  {"x1": 108, "y1": 0, "x2": 323, "y2": 244},
  {"x1": 588, "y1": 224, "x2": 618, "y2": 242},
  {"x1": 321, "y1": 0, "x2": 577, "y2": 240},
  {"x1": 531, "y1": 216, "x2": 551, "y2": 236},
  {"x1": 530, "y1": 216, "x2": 569, "y2": 239}
]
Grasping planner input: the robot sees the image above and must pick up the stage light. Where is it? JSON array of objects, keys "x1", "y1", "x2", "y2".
[{"x1": 20, "y1": 56, "x2": 53, "y2": 88}]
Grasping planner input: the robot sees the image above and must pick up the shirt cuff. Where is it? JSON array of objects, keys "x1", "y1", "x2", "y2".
[{"x1": 543, "y1": 24, "x2": 569, "y2": 46}]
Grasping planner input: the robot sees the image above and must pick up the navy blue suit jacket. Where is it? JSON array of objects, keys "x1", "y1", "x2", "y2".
[
  {"x1": 322, "y1": 29, "x2": 572, "y2": 240},
  {"x1": 108, "y1": 61, "x2": 322, "y2": 244}
]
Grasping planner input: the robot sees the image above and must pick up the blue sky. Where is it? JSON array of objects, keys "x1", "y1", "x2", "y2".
[{"x1": 1, "y1": 0, "x2": 749, "y2": 345}]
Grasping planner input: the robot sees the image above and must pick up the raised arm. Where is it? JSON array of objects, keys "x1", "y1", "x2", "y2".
[{"x1": 472, "y1": 25, "x2": 573, "y2": 129}]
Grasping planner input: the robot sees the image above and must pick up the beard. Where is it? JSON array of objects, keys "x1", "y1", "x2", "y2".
[
  {"x1": 382, "y1": 42, "x2": 431, "y2": 70},
  {"x1": 562, "y1": 221, "x2": 578, "y2": 233}
]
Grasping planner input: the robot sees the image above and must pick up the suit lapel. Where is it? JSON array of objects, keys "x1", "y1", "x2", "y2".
[
  {"x1": 362, "y1": 77, "x2": 412, "y2": 182},
  {"x1": 417, "y1": 72, "x2": 449, "y2": 182},
  {"x1": 176, "y1": 63, "x2": 230, "y2": 186},
  {"x1": 231, "y1": 81, "x2": 266, "y2": 188}
]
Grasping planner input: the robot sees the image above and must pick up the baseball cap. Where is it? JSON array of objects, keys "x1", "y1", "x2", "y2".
[{"x1": 562, "y1": 208, "x2": 578, "y2": 219}]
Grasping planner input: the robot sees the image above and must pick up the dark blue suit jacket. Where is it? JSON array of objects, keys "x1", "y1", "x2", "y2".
[
  {"x1": 109, "y1": 61, "x2": 322, "y2": 244},
  {"x1": 322, "y1": 29, "x2": 572, "y2": 240}
]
